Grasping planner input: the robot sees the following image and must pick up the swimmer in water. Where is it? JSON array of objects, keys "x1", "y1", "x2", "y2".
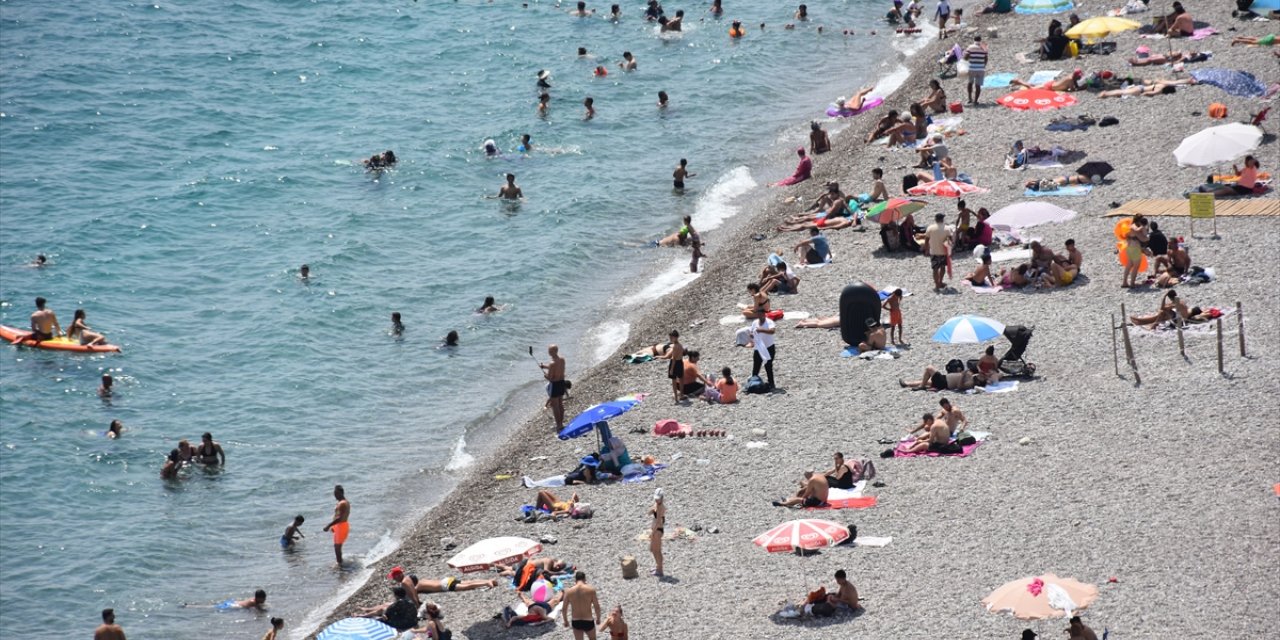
[
  {"x1": 570, "y1": 1, "x2": 594, "y2": 16},
  {"x1": 610, "y1": 4, "x2": 621, "y2": 20},
  {"x1": 95, "y1": 608, "x2": 125, "y2": 640},
  {"x1": 380, "y1": 150, "x2": 397, "y2": 167},
  {"x1": 300, "y1": 264, "x2": 310, "y2": 280},
  {"x1": 391, "y1": 312, "x2": 404, "y2": 335},
  {"x1": 729, "y1": 20, "x2": 745, "y2": 37},
  {"x1": 517, "y1": 134, "x2": 533, "y2": 153},
  {"x1": 577, "y1": 46, "x2": 589, "y2": 57},
  {"x1": 442, "y1": 330, "x2": 460, "y2": 348},
  {"x1": 192, "y1": 589, "x2": 266, "y2": 611},
  {"x1": 483, "y1": 139, "x2": 500, "y2": 157},
  {"x1": 657, "y1": 91, "x2": 669, "y2": 108},
  {"x1": 583, "y1": 96, "x2": 595, "y2": 119},
  {"x1": 498, "y1": 173, "x2": 524, "y2": 200},
  {"x1": 796, "y1": 3, "x2": 808, "y2": 19},
  {"x1": 645, "y1": 0, "x2": 664, "y2": 20},
  {"x1": 594, "y1": 65, "x2": 608, "y2": 77},
  {"x1": 538, "y1": 92, "x2": 550, "y2": 115},
  {"x1": 160, "y1": 449, "x2": 182, "y2": 479},
  {"x1": 537, "y1": 70, "x2": 552, "y2": 89},
  {"x1": 262, "y1": 618, "x2": 284, "y2": 640},
  {"x1": 30, "y1": 254, "x2": 47, "y2": 268},
  {"x1": 673, "y1": 158, "x2": 695, "y2": 190},
  {"x1": 664, "y1": 9, "x2": 684, "y2": 30},
  {"x1": 619, "y1": 51, "x2": 637, "y2": 71},
  {"x1": 99, "y1": 373, "x2": 113, "y2": 397},
  {"x1": 281, "y1": 515, "x2": 305, "y2": 548},
  {"x1": 177, "y1": 439, "x2": 196, "y2": 464},
  {"x1": 107, "y1": 419, "x2": 124, "y2": 439},
  {"x1": 477, "y1": 296, "x2": 500, "y2": 314},
  {"x1": 710, "y1": 0, "x2": 723, "y2": 16},
  {"x1": 197, "y1": 431, "x2": 225, "y2": 466}
]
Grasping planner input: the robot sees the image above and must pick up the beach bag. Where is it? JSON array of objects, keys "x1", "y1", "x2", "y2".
[
  {"x1": 1067, "y1": 40, "x2": 1079, "y2": 57},
  {"x1": 945, "y1": 358, "x2": 965, "y2": 374},
  {"x1": 948, "y1": 101, "x2": 964, "y2": 114},
  {"x1": 620, "y1": 555, "x2": 638, "y2": 579},
  {"x1": 745, "y1": 375, "x2": 769, "y2": 394},
  {"x1": 956, "y1": 435, "x2": 978, "y2": 447},
  {"x1": 811, "y1": 601, "x2": 837, "y2": 617},
  {"x1": 937, "y1": 441, "x2": 964, "y2": 454}
]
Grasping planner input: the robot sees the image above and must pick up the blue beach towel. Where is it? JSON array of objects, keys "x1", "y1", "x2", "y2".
[
  {"x1": 1024, "y1": 184, "x2": 1093, "y2": 197},
  {"x1": 841, "y1": 345, "x2": 860, "y2": 358},
  {"x1": 983, "y1": 72, "x2": 1017, "y2": 88},
  {"x1": 1028, "y1": 70, "x2": 1061, "y2": 85}
]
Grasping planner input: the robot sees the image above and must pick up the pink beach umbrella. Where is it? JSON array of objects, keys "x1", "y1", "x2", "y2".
[
  {"x1": 446, "y1": 536, "x2": 541, "y2": 573},
  {"x1": 908, "y1": 179, "x2": 990, "y2": 199},
  {"x1": 982, "y1": 573, "x2": 1099, "y2": 620}
]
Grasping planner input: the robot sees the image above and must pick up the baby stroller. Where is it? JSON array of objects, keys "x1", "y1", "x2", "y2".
[
  {"x1": 999, "y1": 325, "x2": 1037, "y2": 378},
  {"x1": 936, "y1": 44, "x2": 961, "y2": 78}
]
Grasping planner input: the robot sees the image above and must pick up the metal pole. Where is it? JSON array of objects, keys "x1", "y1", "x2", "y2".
[
  {"x1": 1217, "y1": 317, "x2": 1224, "y2": 375},
  {"x1": 1237, "y1": 301, "x2": 1246, "y2": 357},
  {"x1": 1120, "y1": 303, "x2": 1141, "y2": 385},
  {"x1": 1111, "y1": 313, "x2": 1120, "y2": 376},
  {"x1": 1175, "y1": 312, "x2": 1185, "y2": 358}
]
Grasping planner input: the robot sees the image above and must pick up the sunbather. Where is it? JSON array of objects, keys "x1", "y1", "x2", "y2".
[
  {"x1": 914, "y1": 156, "x2": 959, "y2": 183},
  {"x1": 1129, "y1": 289, "x2": 1192, "y2": 328},
  {"x1": 772, "y1": 471, "x2": 829, "y2": 508},
  {"x1": 936, "y1": 398, "x2": 968, "y2": 434},
  {"x1": 742, "y1": 283, "x2": 771, "y2": 319},
  {"x1": 857, "y1": 319, "x2": 888, "y2": 352},
  {"x1": 999, "y1": 264, "x2": 1032, "y2": 288},
  {"x1": 823, "y1": 452, "x2": 859, "y2": 490},
  {"x1": 866, "y1": 110, "x2": 901, "y2": 143},
  {"x1": 1025, "y1": 174, "x2": 1089, "y2": 190},
  {"x1": 965, "y1": 254, "x2": 996, "y2": 287},
  {"x1": 795, "y1": 314, "x2": 840, "y2": 329},
  {"x1": 501, "y1": 591, "x2": 559, "y2": 627},
  {"x1": 500, "y1": 557, "x2": 574, "y2": 585},
  {"x1": 837, "y1": 86, "x2": 876, "y2": 112},
  {"x1": 918, "y1": 79, "x2": 948, "y2": 114},
  {"x1": 899, "y1": 365, "x2": 975, "y2": 391},
  {"x1": 534, "y1": 490, "x2": 579, "y2": 516},
  {"x1": 827, "y1": 570, "x2": 862, "y2": 611},
  {"x1": 976, "y1": 345, "x2": 1001, "y2": 382},
  {"x1": 1098, "y1": 77, "x2": 1195, "y2": 98},
  {"x1": 1010, "y1": 69, "x2": 1082, "y2": 92},
  {"x1": 901, "y1": 413, "x2": 951, "y2": 453},
  {"x1": 1231, "y1": 34, "x2": 1277, "y2": 47},
  {"x1": 1200, "y1": 155, "x2": 1262, "y2": 197},
  {"x1": 1128, "y1": 49, "x2": 1205, "y2": 65}
]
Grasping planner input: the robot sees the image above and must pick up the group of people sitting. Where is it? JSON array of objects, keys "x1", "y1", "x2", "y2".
[
  {"x1": 772, "y1": 452, "x2": 876, "y2": 508},
  {"x1": 972, "y1": 239, "x2": 1082, "y2": 290},
  {"x1": 899, "y1": 397, "x2": 973, "y2": 455}
]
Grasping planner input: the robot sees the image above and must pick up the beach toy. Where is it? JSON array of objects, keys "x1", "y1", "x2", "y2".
[
  {"x1": 1116, "y1": 241, "x2": 1147, "y2": 271},
  {"x1": 825, "y1": 96, "x2": 883, "y2": 118},
  {"x1": 531, "y1": 578, "x2": 552, "y2": 602},
  {"x1": 0, "y1": 325, "x2": 121, "y2": 353}
]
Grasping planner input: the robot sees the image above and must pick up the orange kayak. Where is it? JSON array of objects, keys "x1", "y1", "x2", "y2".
[{"x1": 0, "y1": 325, "x2": 121, "y2": 353}]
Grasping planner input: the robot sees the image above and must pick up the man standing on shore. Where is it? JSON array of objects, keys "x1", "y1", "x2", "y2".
[
  {"x1": 322, "y1": 485, "x2": 350, "y2": 566},
  {"x1": 541, "y1": 345, "x2": 567, "y2": 431},
  {"x1": 561, "y1": 570, "x2": 601, "y2": 639},
  {"x1": 94, "y1": 608, "x2": 125, "y2": 640},
  {"x1": 924, "y1": 213, "x2": 952, "y2": 290},
  {"x1": 964, "y1": 35, "x2": 989, "y2": 104}
]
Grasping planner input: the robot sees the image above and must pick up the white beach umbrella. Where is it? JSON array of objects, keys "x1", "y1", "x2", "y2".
[
  {"x1": 986, "y1": 202, "x2": 1077, "y2": 231},
  {"x1": 447, "y1": 536, "x2": 541, "y2": 573},
  {"x1": 1172, "y1": 123, "x2": 1262, "y2": 168}
]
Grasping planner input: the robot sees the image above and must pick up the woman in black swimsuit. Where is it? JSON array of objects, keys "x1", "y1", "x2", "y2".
[
  {"x1": 823, "y1": 452, "x2": 856, "y2": 490},
  {"x1": 649, "y1": 489, "x2": 665, "y2": 577}
]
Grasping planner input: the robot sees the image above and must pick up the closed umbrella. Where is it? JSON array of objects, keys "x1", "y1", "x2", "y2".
[
  {"x1": 1075, "y1": 161, "x2": 1114, "y2": 181},
  {"x1": 1173, "y1": 123, "x2": 1262, "y2": 168},
  {"x1": 753, "y1": 519, "x2": 851, "y2": 553},
  {"x1": 933, "y1": 315, "x2": 1006, "y2": 344},
  {"x1": 1015, "y1": 0, "x2": 1073, "y2": 14},
  {"x1": 316, "y1": 618, "x2": 398, "y2": 640},
  {"x1": 447, "y1": 536, "x2": 541, "y2": 572},
  {"x1": 997, "y1": 88, "x2": 1077, "y2": 111},
  {"x1": 986, "y1": 202, "x2": 1076, "y2": 231},
  {"x1": 1064, "y1": 16, "x2": 1139, "y2": 41},
  {"x1": 559, "y1": 395, "x2": 643, "y2": 440},
  {"x1": 982, "y1": 574, "x2": 1099, "y2": 620},
  {"x1": 908, "y1": 179, "x2": 989, "y2": 198},
  {"x1": 865, "y1": 198, "x2": 927, "y2": 224},
  {"x1": 1190, "y1": 68, "x2": 1267, "y2": 98}
]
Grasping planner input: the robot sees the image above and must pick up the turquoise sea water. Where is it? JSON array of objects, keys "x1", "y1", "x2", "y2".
[{"x1": 0, "y1": 1, "x2": 919, "y2": 637}]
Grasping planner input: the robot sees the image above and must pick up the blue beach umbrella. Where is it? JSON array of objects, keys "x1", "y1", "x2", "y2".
[
  {"x1": 1015, "y1": 0, "x2": 1073, "y2": 14},
  {"x1": 1189, "y1": 68, "x2": 1266, "y2": 98},
  {"x1": 933, "y1": 315, "x2": 1006, "y2": 344},
  {"x1": 316, "y1": 618, "x2": 397, "y2": 640},
  {"x1": 558, "y1": 395, "x2": 642, "y2": 440},
  {"x1": 1251, "y1": 0, "x2": 1279, "y2": 11}
]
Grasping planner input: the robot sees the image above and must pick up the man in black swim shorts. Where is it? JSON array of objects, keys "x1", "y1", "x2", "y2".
[
  {"x1": 540, "y1": 344, "x2": 567, "y2": 431},
  {"x1": 561, "y1": 570, "x2": 601, "y2": 639},
  {"x1": 665, "y1": 330, "x2": 685, "y2": 403}
]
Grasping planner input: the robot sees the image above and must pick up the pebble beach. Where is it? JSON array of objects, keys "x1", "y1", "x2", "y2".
[{"x1": 327, "y1": 3, "x2": 1280, "y2": 639}]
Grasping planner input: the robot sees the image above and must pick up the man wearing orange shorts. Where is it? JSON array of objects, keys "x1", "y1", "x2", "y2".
[{"x1": 322, "y1": 485, "x2": 350, "y2": 566}]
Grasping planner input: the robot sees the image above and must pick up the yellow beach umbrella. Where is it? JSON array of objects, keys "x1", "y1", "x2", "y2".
[{"x1": 1065, "y1": 16, "x2": 1140, "y2": 42}]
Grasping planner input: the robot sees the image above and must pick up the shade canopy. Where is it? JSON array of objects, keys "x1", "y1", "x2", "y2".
[
  {"x1": 559, "y1": 395, "x2": 643, "y2": 440},
  {"x1": 316, "y1": 618, "x2": 398, "y2": 640},
  {"x1": 1065, "y1": 16, "x2": 1140, "y2": 40},
  {"x1": 933, "y1": 315, "x2": 1006, "y2": 344},
  {"x1": 753, "y1": 519, "x2": 850, "y2": 553},
  {"x1": 1173, "y1": 123, "x2": 1262, "y2": 168}
]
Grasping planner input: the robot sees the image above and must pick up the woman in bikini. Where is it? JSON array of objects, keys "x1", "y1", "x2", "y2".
[
  {"x1": 965, "y1": 254, "x2": 995, "y2": 287},
  {"x1": 977, "y1": 345, "x2": 1001, "y2": 382},
  {"x1": 742, "y1": 283, "x2": 770, "y2": 319},
  {"x1": 66, "y1": 309, "x2": 107, "y2": 346},
  {"x1": 999, "y1": 264, "x2": 1032, "y2": 288},
  {"x1": 534, "y1": 490, "x2": 578, "y2": 516},
  {"x1": 649, "y1": 489, "x2": 665, "y2": 577},
  {"x1": 918, "y1": 79, "x2": 946, "y2": 114}
]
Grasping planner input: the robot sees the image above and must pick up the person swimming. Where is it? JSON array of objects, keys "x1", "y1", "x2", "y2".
[
  {"x1": 483, "y1": 139, "x2": 500, "y2": 157},
  {"x1": 517, "y1": 134, "x2": 532, "y2": 153},
  {"x1": 106, "y1": 420, "x2": 124, "y2": 439},
  {"x1": 391, "y1": 312, "x2": 404, "y2": 335},
  {"x1": 477, "y1": 297, "x2": 500, "y2": 314},
  {"x1": 442, "y1": 330, "x2": 460, "y2": 348}
]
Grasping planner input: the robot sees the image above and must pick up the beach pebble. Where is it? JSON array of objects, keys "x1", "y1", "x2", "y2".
[
  {"x1": 1018, "y1": 437, "x2": 1032, "y2": 446},
  {"x1": 440, "y1": 537, "x2": 456, "y2": 550},
  {"x1": 539, "y1": 535, "x2": 558, "y2": 545},
  {"x1": 751, "y1": 428, "x2": 767, "y2": 437}
]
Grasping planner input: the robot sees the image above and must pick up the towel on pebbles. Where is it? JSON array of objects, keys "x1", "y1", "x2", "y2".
[
  {"x1": 962, "y1": 280, "x2": 1004, "y2": 294},
  {"x1": 1028, "y1": 70, "x2": 1062, "y2": 84},
  {"x1": 968, "y1": 380, "x2": 1019, "y2": 393},
  {"x1": 1025, "y1": 184, "x2": 1093, "y2": 197}
]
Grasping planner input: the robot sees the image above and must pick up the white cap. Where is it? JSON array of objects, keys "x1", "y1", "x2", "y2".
[{"x1": 653, "y1": 487, "x2": 664, "y2": 501}]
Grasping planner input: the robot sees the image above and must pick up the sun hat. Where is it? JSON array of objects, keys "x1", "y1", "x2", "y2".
[{"x1": 389, "y1": 566, "x2": 405, "y2": 580}]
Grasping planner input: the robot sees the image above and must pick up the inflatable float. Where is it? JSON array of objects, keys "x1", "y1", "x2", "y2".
[
  {"x1": 0, "y1": 325, "x2": 121, "y2": 353},
  {"x1": 1112, "y1": 219, "x2": 1148, "y2": 272},
  {"x1": 839, "y1": 283, "x2": 881, "y2": 347},
  {"x1": 825, "y1": 96, "x2": 884, "y2": 118}
]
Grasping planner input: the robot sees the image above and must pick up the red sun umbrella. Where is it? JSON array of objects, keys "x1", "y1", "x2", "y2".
[
  {"x1": 865, "y1": 197, "x2": 928, "y2": 225},
  {"x1": 753, "y1": 519, "x2": 850, "y2": 553},
  {"x1": 908, "y1": 179, "x2": 990, "y2": 199},
  {"x1": 997, "y1": 88, "x2": 1077, "y2": 111}
]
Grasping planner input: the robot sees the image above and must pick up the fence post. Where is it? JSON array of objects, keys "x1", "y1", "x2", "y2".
[
  {"x1": 1175, "y1": 312, "x2": 1185, "y2": 359},
  {"x1": 1119, "y1": 304, "x2": 1141, "y2": 385},
  {"x1": 1111, "y1": 313, "x2": 1119, "y2": 376},
  {"x1": 1237, "y1": 301, "x2": 1246, "y2": 357},
  {"x1": 1217, "y1": 317, "x2": 1224, "y2": 375}
]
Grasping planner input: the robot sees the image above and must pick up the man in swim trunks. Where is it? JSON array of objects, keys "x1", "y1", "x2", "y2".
[
  {"x1": 94, "y1": 608, "x2": 126, "y2": 640},
  {"x1": 25, "y1": 297, "x2": 62, "y2": 343},
  {"x1": 562, "y1": 571, "x2": 602, "y2": 639},
  {"x1": 826, "y1": 570, "x2": 861, "y2": 610},
  {"x1": 794, "y1": 228, "x2": 831, "y2": 265},
  {"x1": 923, "y1": 213, "x2": 951, "y2": 290},
  {"x1": 281, "y1": 515, "x2": 304, "y2": 548},
  {"x1": 498, "y1": 173, "x2": 523, "y2": 200},
  {"x1": 666, "y1": 330, "x2": 685, "y2": 403},
  {"x1": 618, "y1": 51, "x2": 637, "y2": 71},
  {"x1": 672, "y1": 158, "x2": 694, "y2": 190},
  {"x1": 857, "y1": 319, "x2": 887, "y2": 352},
  {"x1": 196, "y1": 432, "x2": 225, "y2": 465},
  {"x1": 936, "y1": 398, "x2": 968, "y2": 435},
  {"x1": 773, "y1": 471, "x2": 829, "y2": 508},
  {"x1": 1049, "y1": 238, "x2": 1082, "y2": 286},
  {"x1": 322, "y1": 485, "x2": 350, "y2": 566},
  {"x1": 541, "y1": 344, "x2": 567, "y2": 430},
  {"x1": 902, "y1": 413, "x2": 952, "y2": 453}
]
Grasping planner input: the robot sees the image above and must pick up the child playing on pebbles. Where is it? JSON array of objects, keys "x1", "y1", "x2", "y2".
[{"x1": 883, "y1": 289, "x2": 905, "y2": 345}]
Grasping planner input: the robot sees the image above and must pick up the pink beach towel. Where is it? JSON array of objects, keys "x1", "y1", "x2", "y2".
[
  {"x1": 806, "y1": 496, "x2": 878, "y2": 510},
  {"x1": 1189, "y1": 27, "x2": 1217, "y2": 41},
  {"x1": 894, "y1": 439, "x2": 984, "y2": 458}
]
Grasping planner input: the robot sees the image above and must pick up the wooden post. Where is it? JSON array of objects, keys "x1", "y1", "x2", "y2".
[
  {"x1": 1119, "y1": 303, "x2": 1141, "y2": 385},
  {"x1": 1237, "y1": 301, "x2": 1246, "y2": 357},
  {"x1": 1175, "y1": 312, "x2": 1185, "y2": 358},
  {"x1": 1111, "y1": 313, "x2": 1120, "y2": 376},
  {"x1": 1217, "y1": 317, "x2": 1224, "y2": 375}
]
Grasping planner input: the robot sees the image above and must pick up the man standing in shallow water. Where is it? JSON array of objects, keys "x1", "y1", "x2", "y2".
[
  {"x1": 499, "y1": 173, "x2": 524, "y2": 200},
  {"x1": 94, "y1": 608, "x2": 125, "y2": 640},
  {"x1": 322, "y1": 485, "x2": 350, "y2": 566},
  {"x1": 541, "y1": 345, "x2": 567, "y2": 431}
]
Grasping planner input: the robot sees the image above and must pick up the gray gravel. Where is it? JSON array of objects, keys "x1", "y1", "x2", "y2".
[{"x1": 320, "y1": 3, "x2": 1279, "y2": 639}]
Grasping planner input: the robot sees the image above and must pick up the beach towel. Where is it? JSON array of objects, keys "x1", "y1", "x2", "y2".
[
  {"x1": 1189, "y1": 27, "x2": 1217, "y2": 40},
  {"x1": 854, "y1": 536, "x2": 893, "y2": 547},
  {"x1": 878, "y1": 287, "x2": 913, "y2": 300},
  {"x1": 962, "y1": 280, "x2": 1004, "y2": 294},
  {"x1": 806, "y1": 495, "x2": 878, "y2": 510},
  {"x1": 1028, "y1": 70, "x2": 1062, "y2": 85},
  {"x1": 969, "y1": 380, "x2": 1020, "y2": 393},
  {"x1": 983, "y1": 72, "x2": 1017, "y2": 88},
  {"x1": 1028, "y1": 156, "x2": 1065, "y2": 169},
  {"x1": 857, "y1": 346, "x2": 901, "y2": 360},
  {"x1": 894, "y1": 438, "x2": 985, "y2": 458},
  {"x1": 522, "y1": 474, "x2": 567, "y2": 488},
  {"x1": 621, "y1": 463, "x2": 667, "y2": 483},
  {"x1": 1025, "y1": 184, "x2": 1093, "y2": 197},
  {"x1": 841, "y1": 345, "x2": 861, "y2": 358}
]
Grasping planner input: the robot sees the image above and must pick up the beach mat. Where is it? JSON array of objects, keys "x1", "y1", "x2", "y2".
[
  {"x1": 1105, "y1": 198, "x2": 1280, "y2": 217},
  {"x1": 983, "y1": 72, "x2": 1017, "y2": 88},
  {"x1": 962, "y1": 280, "x2": 1004, "y2": 294},
  {"x1": 854, "y1": 536, "x2": 893, "y2": 547},
  {"x1": 894, "y1": 439, "x2": 984, "y2": 458},
  {"x1": 1025, "y1": 184, "x2": 1093, "y2": 197},
  {"x1": 807, "y1": 496, "x2": 878, "y2": 510},
  {"x1": 969, "y1": 380, "x2": 1019, "y2": 393}
]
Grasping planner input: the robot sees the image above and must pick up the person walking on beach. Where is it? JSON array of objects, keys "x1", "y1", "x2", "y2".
[
  {"x1": 963, "y1": 35, "x2": 988, "y2": 104},
  {"x1": 924, "y1": 213, "x2": 952, "y2": 290},
  {"x1": 649, "y1": 488, "x2": 666, "y2": 576},
  {"x1": 322, "y1": 485, "x2": 350, "y2": 566},
  {"x1": 934, "y1": 0, "x2": 950, "y2": 37},
  {"x1": 498, "y1": 173, "x2": 524, "y2": 200},
  {"x1": 562, "y1": 570, "x2": 602, "y2": 638},
  {"x1": 666, "y1": 330, "x2": 686, "y2": 403},
  {"x1": 1067, "y1": 615, "x2": 1099, "y2": 640},
  {"x1": 541, "y1": 344, "x2": 567, "y2": 430},
  {"x1": 688, "y1": 221, "x2": 704, "y2": 273},
  {"x1": 94, "y1": 608, "x2": 125, "y2": 640},
  {"x1": 750, "y1": 313, "x2": 777, "y2": 390}
]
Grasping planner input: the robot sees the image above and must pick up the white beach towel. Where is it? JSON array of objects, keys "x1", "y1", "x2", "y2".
[
  {"x1": 1028, "y1": 70, "x2": 1062, "y2": 85},
  {"x1": 969, "y1": 380, "x2": 1019, "y2": 393},
  {"x1": 523, "y1": 474, "x2": 567, "y2": 488},
  {"x1": 828, "y1": 481, "x2": 867, "y2": 501},
  {"x1": 854, "y1": 536, "x2": 893, "y2": 547}
]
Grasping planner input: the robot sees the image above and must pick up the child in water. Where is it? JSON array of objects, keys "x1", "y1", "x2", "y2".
[{"x1": 281, "y1": 515, "x2": 305, "y2": 548}]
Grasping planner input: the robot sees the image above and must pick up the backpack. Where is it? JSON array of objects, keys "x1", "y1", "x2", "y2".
[
  {"x1": 945, "y1": 358, "x2": 965, "y2": 374},
  {"x1": 745, "y1": 375, "x2": 769, "y2": 394}
]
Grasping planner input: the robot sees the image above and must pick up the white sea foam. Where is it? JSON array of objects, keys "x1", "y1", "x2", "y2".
[
  {"x1": 621, "y1": 257, "x2": 701, "y2": 307},
  {"x1": 444, "y1": 435, "x2": 475, "y2": 471},
  {"x1": 363, "y1": 530, "x2": 399, "y2": 565},
  {"x1": 692, "y1": 165, "x2": 756, "y2": 231},
  {"x1": 590, "y1": 320, "x2": 630, "y2": 364}
]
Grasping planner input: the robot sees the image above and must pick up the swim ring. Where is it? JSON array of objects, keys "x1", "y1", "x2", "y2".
[{"x1": 825, "y1": 96, "x2": 884, "y2": 118}]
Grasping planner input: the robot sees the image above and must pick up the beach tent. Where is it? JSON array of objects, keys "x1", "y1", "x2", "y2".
[
  {"x1": 839, "y1": 283, "x2": 881, "y2": 347},
  {"x1": 997, "y1": 88, "x2": 1077, "y2": 111},
  {"x1": 1015, "y1": 0, "x2": 1073, "y2": 14},
  {"x1": 316, "y1": 618, "x2": 397, "y2": 640},
  {"x1": 986, "y1": 202, "x2": 1076, "y2": 231},
  {"x1": 447, "y1": 537, "x2": 541, "y2": 573},
  {"x1": 982, "y1": 573, "x2": 1098, "y2": 620},
  {"x1": 1173, "y1": 123, "x2": 1262, "y2": 167}
]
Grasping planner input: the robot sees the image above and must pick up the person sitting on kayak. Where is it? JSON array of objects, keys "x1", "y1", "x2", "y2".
[
  {"x1": 27, "y1": 297, "x2": 62, "y2": 343},
  {"x1": 67, "y1": 309, "x2": 108, "y2": 347}
]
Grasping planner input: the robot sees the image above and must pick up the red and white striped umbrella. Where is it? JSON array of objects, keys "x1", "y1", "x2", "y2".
[
  {"x1": 753, "y1": 519, "x2": 850, "y2": 553},
  {"x1": 447, "y1": 536, "x2": 541, "y2": 573},
  {"x1": 908, "y1": 179, "x2": 990, "y2": 199}
]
